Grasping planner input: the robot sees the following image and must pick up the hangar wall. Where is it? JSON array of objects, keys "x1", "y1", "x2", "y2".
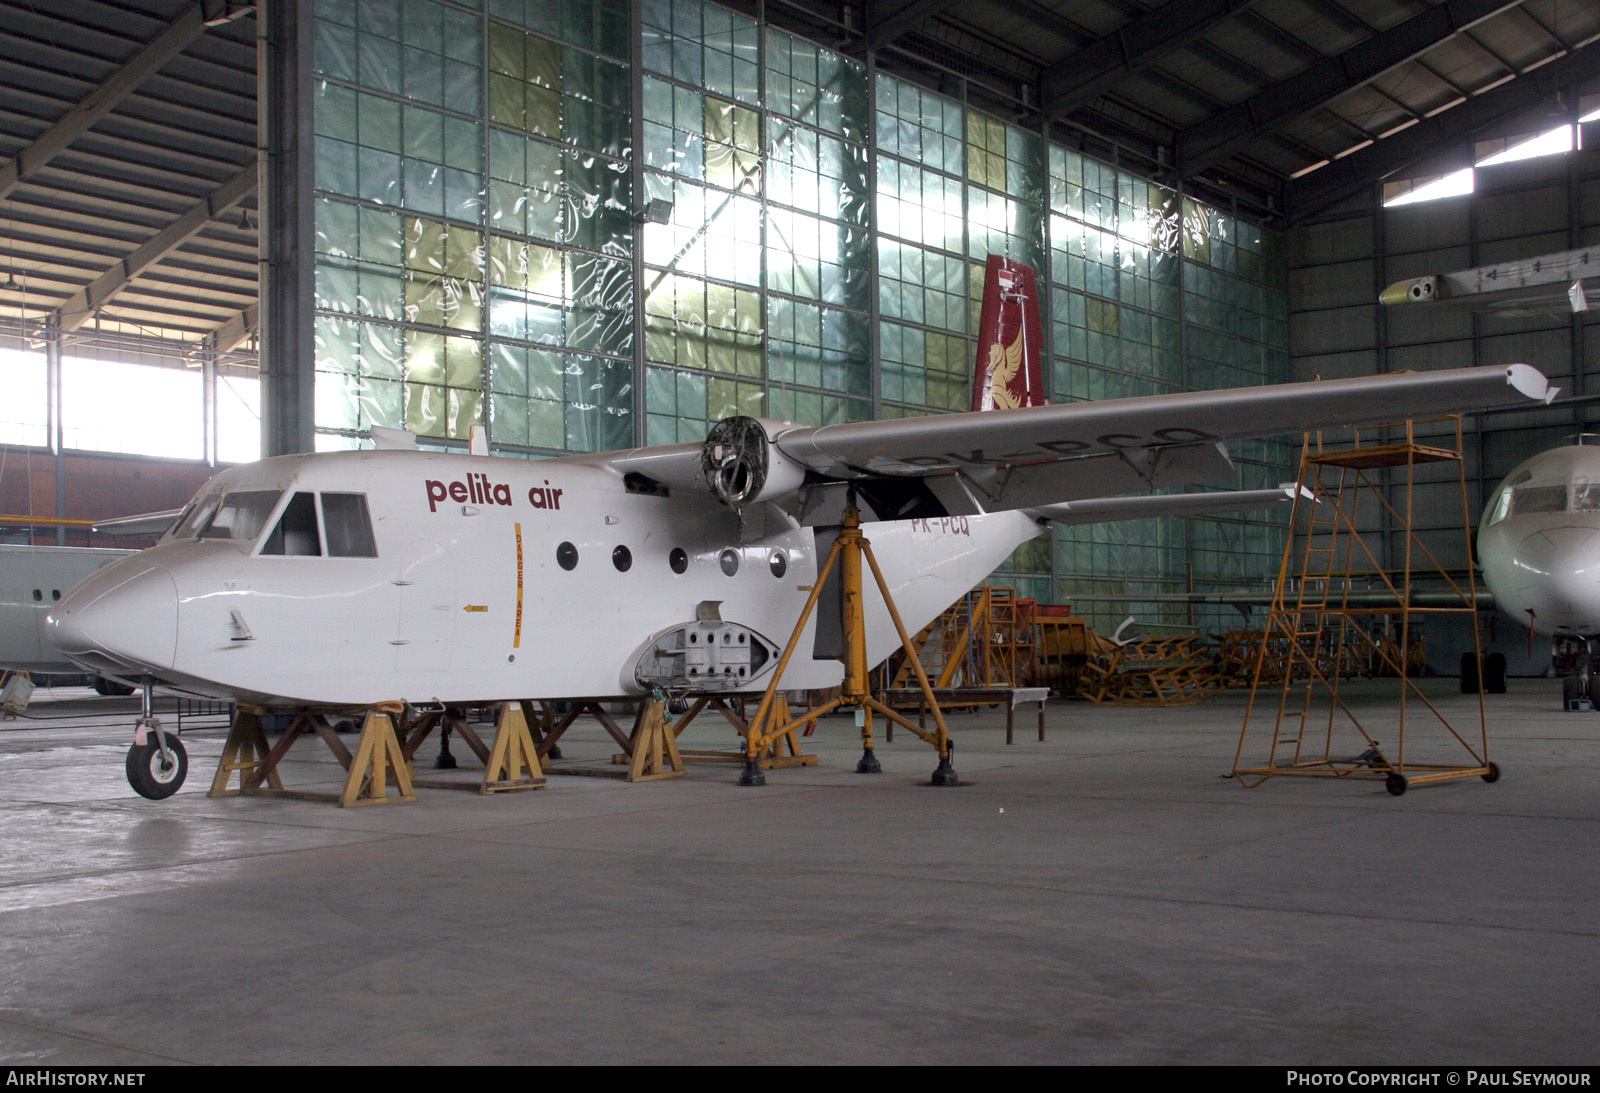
[
  {"x1": 302, "y1": 0, "x2": 1292, "y2": 629},
  {"x1": 1289, "y1": 130, "x2": 1600, "y2": 673}
]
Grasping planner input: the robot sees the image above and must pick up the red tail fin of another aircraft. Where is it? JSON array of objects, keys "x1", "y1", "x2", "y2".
[{"x1": 971, "y1": 255, "x2": 1047, "y2": 412}]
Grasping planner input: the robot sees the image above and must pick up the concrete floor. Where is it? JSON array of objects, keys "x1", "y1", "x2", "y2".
[{"x1": 0, "y1": 679, "x2": 1595, "y2": 1065}]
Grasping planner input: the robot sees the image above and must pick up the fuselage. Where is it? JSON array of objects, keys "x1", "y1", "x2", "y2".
[
  {"x1": 1478, "y1": 444, "x2": 1600, "y2": 636},
  {"x1": 44, "y1": 449, "x2": 1042, "y2": 708}
]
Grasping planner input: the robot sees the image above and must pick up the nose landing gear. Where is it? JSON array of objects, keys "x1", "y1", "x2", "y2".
[{"x1": 125, "y1": 680, "x2": 187, "y2": 800}]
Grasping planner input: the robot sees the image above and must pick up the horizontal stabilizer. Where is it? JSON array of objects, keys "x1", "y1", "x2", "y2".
[{"x1": 1030, "y1": 485, "x2": 1306, "y2": 527}]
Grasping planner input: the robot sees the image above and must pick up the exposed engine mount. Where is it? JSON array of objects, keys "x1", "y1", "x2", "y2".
[
  {"x1": 701, "y1": 416, "x2": 806, "y2": 507},
  {"x1": 631, "y1": 619, "x2": 781, "y2": 692}
]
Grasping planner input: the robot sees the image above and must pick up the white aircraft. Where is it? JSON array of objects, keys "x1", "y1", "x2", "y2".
[
  {"x1": 41, "y1": 261, "x2": 1555, "y2": 797},
  {"x1": 1476, "y1": 441, "x2": 1600, "y2": 701},
  {"x1": 0, "y1": 544, "x2": 135, "y2": 693},
  {"x1": 1380, "y1": 246, "x2": 1600, "y2": 317},
  {"x1": 42, "y1": 363, "x2": 1550, "y2": 795}
]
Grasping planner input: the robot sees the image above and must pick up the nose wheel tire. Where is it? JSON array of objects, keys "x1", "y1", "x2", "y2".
[
  {"x1": 126, "y1": 735, "x2": 188, "y2": 800},
  {"x1": 1385, "y1": 772, "x2": 1409, "y2": 797}
]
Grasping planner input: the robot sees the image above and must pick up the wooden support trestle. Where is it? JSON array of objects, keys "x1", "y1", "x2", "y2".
[
  {"x1": 208, "y1": 703, "x2": 416, "y2": 806},
  {"x1": 404, "y1": 703, "x2": 548, "y2": 794},
  {"x1": 341, "y1": 706, "x2": 416, "y2": 806},
  {"x1": 208, "y1": 707, "x2": 283, "y2": 796},
  {"x1": 622, "y1": 696, "x2": 687, "y2": 781}
]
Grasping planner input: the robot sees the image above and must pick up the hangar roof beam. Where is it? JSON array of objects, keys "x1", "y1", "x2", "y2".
[
  {"x1": 1177, "y1": 0, "x2": 1527, "y2": 177},
  {"x1": 53, "y1": 163, "x2": 256, "y2": 332},
  {"x1": 1041, "y1": 0, "x2": 1253, "y2": 121},
  {"x1": 0, "y1": 1, "x2": 249, "y2": 202},
  {"x1": 1284, "y1": 40, "x2": 1600, "y2": 223}
]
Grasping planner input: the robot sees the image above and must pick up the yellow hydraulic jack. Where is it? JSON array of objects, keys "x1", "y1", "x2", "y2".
[{"x1": 738, "y1": 504, "x2": 958, "y2": 787}]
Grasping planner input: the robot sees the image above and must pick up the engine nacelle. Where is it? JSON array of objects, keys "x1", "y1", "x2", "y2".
[{"x1": 701, "y1": 416, "x2": 807, "y2": 507}]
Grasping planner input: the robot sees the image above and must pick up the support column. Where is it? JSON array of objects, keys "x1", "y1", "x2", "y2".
[
  {"x1": 45, "y1": 331, "x2": 64, "y2": 545},
  {"x1": 257, "y1": 0, "x2": 316, "y2": 457}
]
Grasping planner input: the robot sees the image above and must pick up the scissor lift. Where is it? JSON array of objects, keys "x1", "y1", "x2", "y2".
[{"x1": 1233, "y1": 416, "x2": 1500, "y2": 796}]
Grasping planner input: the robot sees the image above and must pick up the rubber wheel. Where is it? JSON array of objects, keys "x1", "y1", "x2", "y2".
[
  {"x1": 1385, "y1": 772, "x2": 1408, "y2": 797},
  {"x1": 1481, "y1": 761, "x2": 1502, "y2": 784},
  {"x1": 125, "y1": 735, "x2": 187, "y2": 800},
  {"x1": 92, "y1": 676, "x2": 135, "y2": 696},
  {"x1": 1484, "y1": 653, "x2": 1507, "y2": 694},
  {"x1": 1460, "y1": 652, "x2": 1480, "y2": 694}
]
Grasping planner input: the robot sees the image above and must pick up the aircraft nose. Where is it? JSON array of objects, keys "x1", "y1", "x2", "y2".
[
  {"x1": 1511, "y1": 525, "x2": 1600, "y2": 615},
  {"x1": 46, "y1": 564, "x2": 178, "y2": 672}
]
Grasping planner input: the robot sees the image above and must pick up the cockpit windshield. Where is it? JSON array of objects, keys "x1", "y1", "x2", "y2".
[
  {"x1": 165, "y1": 490, "x2": 223, "y2": 541},
  {"x1": 1485, "y1": 479, "x2": 1600, "y2": 525},
  {"x1": 198, "y1": 490, "x2": 283, "y2": 542}
]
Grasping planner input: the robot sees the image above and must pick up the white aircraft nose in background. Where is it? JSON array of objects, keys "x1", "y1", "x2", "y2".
[
  {"x1": 1478, "y1": 445, "x2": 1600, "y2": 636},
  {"x1": 46, "y1": 562, "x2": 178, "y2": 674},
  {"x1": 1510, "y1": 526, "x2": 1600, "y2": 618}
]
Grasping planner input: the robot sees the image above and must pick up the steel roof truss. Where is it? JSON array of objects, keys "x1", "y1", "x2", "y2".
[{"x1": 54, "y1": 163, "x2": 256, "y2": 332}]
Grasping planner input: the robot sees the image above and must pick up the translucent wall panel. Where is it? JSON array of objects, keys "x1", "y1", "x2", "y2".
[
  {"x1": 313, "y1": 0, "x2": 635, "y2": 453},
  {"x1": 1046, "y1": 141, "x2": 1290, "y2": 616},
  {"x1": 642, "y1": 0, "x2": 759, "y2": 105},
  {"x1": 639, "y1": 11, "x2": 870, "y2": 444},
  {"x1": 764, "y1": 28, "x2": 869, "y2": 139},
  {"x1": 488, "y1": 0, "x2": 630, "y2": 59},
  {"x1": 304, "y1": 0, "x2": 1295, "y2": 611}
]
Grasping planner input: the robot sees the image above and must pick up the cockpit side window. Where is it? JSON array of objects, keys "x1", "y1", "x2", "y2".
[
  {"x1": 322, "y1": 493, "x2": 378, "y2": 557},
  {"x1": 260, "y1": 492, "x2": 322, "y2": 556},
  {"x1": 199, "y1": 490, "x2": 282, "y2": 542}
]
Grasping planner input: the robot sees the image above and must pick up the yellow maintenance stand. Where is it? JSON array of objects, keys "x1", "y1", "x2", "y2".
[{"x1": 738, "y1": 503, "x2": 958, "y2": 786}]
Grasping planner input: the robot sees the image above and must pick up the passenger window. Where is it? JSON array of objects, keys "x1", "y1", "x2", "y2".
[
  {"x1": 261, "y1": 492, "x2": 322, "y2": 556},
  {"x1": 200, "y1": 490, "x2": 282, "y2": 542},
  {"x1": 322, "y1": 493, "x2": 377, "y2": 557}
]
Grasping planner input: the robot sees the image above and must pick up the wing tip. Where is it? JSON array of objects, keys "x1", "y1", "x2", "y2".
[{"x1": 1505, "y1": 363, "x2": 1558, "y2": 404}]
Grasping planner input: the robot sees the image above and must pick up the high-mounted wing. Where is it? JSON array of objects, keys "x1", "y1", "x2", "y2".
[{"x1": 583, "y1": 365, "x2": 1552, "y2": 520}]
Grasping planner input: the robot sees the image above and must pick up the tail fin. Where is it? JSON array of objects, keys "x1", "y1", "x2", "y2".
[{"x1": 971, "y1": 255, "x2": 1046, "y2": 412}]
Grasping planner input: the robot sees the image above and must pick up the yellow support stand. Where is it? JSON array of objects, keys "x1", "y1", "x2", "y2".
[
  {"x1": 740, "y1": 504, "x2": 958, "y2": 786},
  {"x1": 481, "y1": 702, "x2": 548, "y2": 793},
  {"x1": 208, "y1": 707, "x2": 284, "y2": 796},
  {"x1": 340, "y1": 705, "x2": 417, "y2": 807}
]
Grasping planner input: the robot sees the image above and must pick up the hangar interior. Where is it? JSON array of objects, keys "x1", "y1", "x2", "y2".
[
  {"x1": 0, "y1": 0, "x2": 1597, "y2": 654},
  {"x1": 5, "y1": 0, "x2": 1600, "y2": 1068}
]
